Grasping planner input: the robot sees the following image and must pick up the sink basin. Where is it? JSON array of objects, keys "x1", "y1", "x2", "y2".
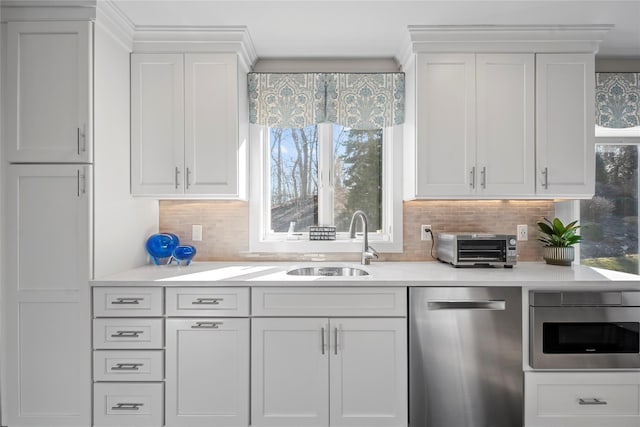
[{"x1": 286, "y1": 266, "x2": 369, "y2": 277}]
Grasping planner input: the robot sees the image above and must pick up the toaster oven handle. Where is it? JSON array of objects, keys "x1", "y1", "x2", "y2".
[{"x1": 427, "y1": 300, "x2": 506, "y2": 311}]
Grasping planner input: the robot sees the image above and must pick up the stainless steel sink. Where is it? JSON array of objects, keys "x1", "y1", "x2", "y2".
[{"x1": 286, "y1": 266, "x2": 369, "y2": 277}]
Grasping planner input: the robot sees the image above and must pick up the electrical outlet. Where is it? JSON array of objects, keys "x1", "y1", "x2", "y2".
[
  {"x1": 192, "y1": 224, "x2": 203, "y2": 241},
  {"x1": 517, "y1": 224, "x2": 528, "y2": 241},
  {"x1": 421, "y1": 225, "x2": 432, "y2": 241}
]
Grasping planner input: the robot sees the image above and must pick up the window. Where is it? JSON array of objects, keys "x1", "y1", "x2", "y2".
[
  {"x1": 580, "y1": 131, "x2": 640, "y2": 274},
  {"x1": 249, "y1": 123, "x2": 402, "y2": 253},
  {"x1": 248, "y1": 71, "x2": 404, "y2": 253},
  {"x1": 267, "y1": 124, "x2": 383, "y2": 234},
  {"x1": 581, "y1": 73, "x2": 640, "y2": 274}
]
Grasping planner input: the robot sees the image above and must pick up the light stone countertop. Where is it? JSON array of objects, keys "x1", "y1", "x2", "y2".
[{"x1": 92, "y1": 261, "x2": 640, "y2": 289}]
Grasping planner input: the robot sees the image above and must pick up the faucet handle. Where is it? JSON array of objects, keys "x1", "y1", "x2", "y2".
[{"x1": 367, "y1": 246, "x2": 379, "y2": 259}]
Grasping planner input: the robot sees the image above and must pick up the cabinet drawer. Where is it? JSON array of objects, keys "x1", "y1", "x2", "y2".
[
  {"x1": 525, "y1": 372, "x2": 640, "y2": 426},
  {"x1": 93, "y1": 318, "x2": 163, "y2": 349},
  {"x1": 252, "y1": 287, "x2": 407, "y2": 317},
  {"x1": 93, "y1": 382, "x2": 163, "y2": 427},
  {"x1": 94, "y1": 350, "x2": 164, "y2": 382},
  {"x1": 165, "y1": 287, "x2": 249, "y2": 316},
  {"x1": 94, "y1": 287, "x2": 163, "y2": 317}
]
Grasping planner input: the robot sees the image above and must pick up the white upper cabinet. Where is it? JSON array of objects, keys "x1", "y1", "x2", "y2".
[
  {"x1": 184, "y1": 54, "x2": 239, "y2": 194},
  {"x1": 403, "y1": 25, "x2": 606, "y2": 200},
  {"x1": 415, "y1": 54, "x2": 476, "y2": 197},
  {"x1": 131, "y1": 53, "x2": 185, "y2": 195},
  {"x1": 536, "y1": 53, "x2": 595, "y2": 198},
  {"x1": 412, "y1": 53, "x2": 534, "y2": 198},
  {"x1": 476, "y1": 54, "x2": 535, "y2": 197},
  {"x1": 131, "y1": 52, "x2": 243, "y2": 198},
  {"x1": 5, "y1": 21, "x2": 92, "y2": 163}
]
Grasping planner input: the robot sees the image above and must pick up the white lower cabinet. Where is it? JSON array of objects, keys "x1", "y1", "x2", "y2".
[
  {"x1": 92, "y1": 287, "x2": 165, "y2": 427},
  {"x1": 93, "y1": 382, "x2": 164, "y2": 427},
  {"x1": 251, "y1": 316, "x2": 407, "y2": 427},
  {"x1": 165, "y1": 318, "x2": 250, "y2": 427},
  {"x1": 525, "y1": 371, "x2": 640, "y2": 427}
]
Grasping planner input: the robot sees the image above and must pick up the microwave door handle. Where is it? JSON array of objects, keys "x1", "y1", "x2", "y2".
[{"x1": 427, "y1": 300, "x2": 506, "y2": 311}]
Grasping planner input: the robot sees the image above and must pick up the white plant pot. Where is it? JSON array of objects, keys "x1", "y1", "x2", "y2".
[{"x1": 542, "y1": 246, "x2": 575, "y2": 266}]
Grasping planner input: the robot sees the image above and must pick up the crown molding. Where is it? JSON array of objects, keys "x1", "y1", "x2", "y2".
[
  {"x1": 95, "y1": 0, "x2": 135, "y2": 51},
  {"x1": 1, "y1": 0, "x2": 96, "y2": 21},
  {"x1": 397, "y1": 24, "x2": 614, "y2": 65},
  {"x1": 132, "y1": 25, "x2": 258, "y2": 70}
]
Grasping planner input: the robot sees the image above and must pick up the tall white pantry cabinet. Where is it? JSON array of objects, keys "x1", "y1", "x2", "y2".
[{"x1": 2, "y1": 18, "x2": 93, "y2": 427}]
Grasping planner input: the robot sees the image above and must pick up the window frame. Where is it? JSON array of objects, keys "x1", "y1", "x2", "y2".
[
  {"x1": 249, "y1": 123, "x2": 403, "y2": 253},
  {"x1": 575, "y1": 128, "x2": 640, "y2": 274}
]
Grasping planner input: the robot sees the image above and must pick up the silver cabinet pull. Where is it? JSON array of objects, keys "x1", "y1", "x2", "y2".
[
  {"x1": 80, "y1": 169, "x2": 87, "y2": 195},
  {"x1": 77, "y1": 124, "x2": 87, "y2": 154},
  {"x1": 77, "y1": 169, "x2": 81, "y2": 197},
  {"x1": 175, "y1": 166, "x2": 181, "y2": 189},
  {"x1": 192, "y1": 297, "x2": 223, "y2": 305},
  {"x1": 111, "y1": 363, "x2": 143, "y2": 371},
  {"x1": 111, "y1": 330, "x2": 143, "y2": 338},
  {"x1": 469, "y1": 166, "x2": 476, "y2": 189},
  {"x1": 321, "y1": 327, "x2": 326, "y2": 355},
  {"x1": 480, "y1": 166, "x2": 486, "y2": 189},
  {"x1": 111, "y1": 297, "x2": 144, "y2": 305},
  {"x1": 186, "y1": 167, "x2": 191, "y2": 189},
  {"x1": 578, "y1": 398, "x2": 607, "y2": 405},
  {"x1": 111, "y1": 403, "x2": 143, "y2": 411},
  {"x1": 191, "y1": 321, "x2": 223, "y2": 329},
  {"x1": 334, "y1": 327, "x2": 339, "y2": 355},
  {"x1": 427, "y1": 300, "x2": 506, "y2": 311},
  {"x1": 542, "y1": 167, "x2": 549, "y2": 189}
]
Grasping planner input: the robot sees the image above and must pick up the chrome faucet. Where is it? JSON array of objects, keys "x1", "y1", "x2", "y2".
[{"x1": 348, "y1": 210, "x2": 379, "y2": 265}]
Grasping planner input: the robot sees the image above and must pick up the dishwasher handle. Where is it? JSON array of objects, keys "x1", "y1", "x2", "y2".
[{"x1": 427, "y1": 300, "x2": 506, "y2": 311}]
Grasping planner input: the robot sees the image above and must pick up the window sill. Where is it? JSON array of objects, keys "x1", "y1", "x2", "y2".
[{"x1": 249, "y1": 237, "x2": 402, "y2": 254}]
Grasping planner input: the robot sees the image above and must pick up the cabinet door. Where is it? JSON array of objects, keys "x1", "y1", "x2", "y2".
[
  {"x1": 3, "y1": 165, "x2": 91, "y2": 426},
  {"x1": 536, "y1": 53, "x2": 595, "y2": 197},
  {"x1": 476, "y1": 54, "x2": 535, "y2": 196},
  {"x1": 6, "y1": 21, "x2": 92, "y2": 163},
  {"x1": 184, "y1": 53, "x2": 239, "y2": 195},
  {"x1": 329, "y1": 318, "x2": 407, "y2": 427},
  {"x1": 415, "y1": 54, "x2": 476, "y2": 197},
  {"x1": 251, "y1": 318, "x2": 329, "y2": 427},
  {"x1": 131, "y1": 53, "x2": 185, "y2": 195},
  {"x1": 166, "y1": 318, "x2": 249, "y2": 427}
]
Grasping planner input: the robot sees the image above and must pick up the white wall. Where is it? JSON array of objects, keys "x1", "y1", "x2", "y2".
[{"x1": 93, "y1": 14, "x2": 158, "y2": 278}]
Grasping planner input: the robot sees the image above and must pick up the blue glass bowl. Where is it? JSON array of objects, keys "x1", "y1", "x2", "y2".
[
  {"x1": 146, "y1": 233, "x2": 180, "y2": 261},
  {"x1": 172, "y1": 245, "x2": 196, "y2": 265}
]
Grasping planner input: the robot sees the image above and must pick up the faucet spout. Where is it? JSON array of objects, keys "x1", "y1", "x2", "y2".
[{"x1": 348, "y1": 210, "x2": 378, "y2": 265}]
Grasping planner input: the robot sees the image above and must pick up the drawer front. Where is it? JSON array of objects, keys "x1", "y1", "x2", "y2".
[
  {"x1": 252, "y1": 287, "x2": 407, "y2": 317},
  {"x1": 94, "y1": 350, "x2": 164, "y2": 382},
  {"x1": 165, "y1": 287, "x2": 249, "y2": 317},
  {"x1": 94, "y1": 287, "x2": 163, "y2": 317},
  {"x1": 525, "y1": 372, "x2": 640, "y2": 427},
  {"x1": 93, "y1": 382, "x2": 163, "y2": 427},
  {"x1": 93, "y1": 318, "x2": 163, "y2": 349}
]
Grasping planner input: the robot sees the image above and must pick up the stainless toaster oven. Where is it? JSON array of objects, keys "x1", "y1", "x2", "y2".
[{"x1": 437, "y1": 233, "x2": 517, "y2": 268}]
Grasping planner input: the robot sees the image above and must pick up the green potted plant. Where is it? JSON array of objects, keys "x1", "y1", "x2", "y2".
[{"x1": 536, "y1": 217, "x2": 583, "y2": 266}]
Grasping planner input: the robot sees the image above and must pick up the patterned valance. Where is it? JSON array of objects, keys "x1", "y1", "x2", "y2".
[
  {"x1": 596, "y1": 73, "x2": 640, "y2": 128},
  {"x1": 248, "y1": 72, "x2": 405, "y2": 130}
]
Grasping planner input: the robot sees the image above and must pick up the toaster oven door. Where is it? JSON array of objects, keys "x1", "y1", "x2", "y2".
[{"x1": 457, "y1": 239, "x2": 507, "y2": 263}]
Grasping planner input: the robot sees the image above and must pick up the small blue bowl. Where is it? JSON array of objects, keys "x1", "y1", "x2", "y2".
[
  {"x1": 172, "y1": 245, "x2": 197, "y2": 265},
  {"x1": 146, "y1": 233, "x2": 180, "y2": 264}
]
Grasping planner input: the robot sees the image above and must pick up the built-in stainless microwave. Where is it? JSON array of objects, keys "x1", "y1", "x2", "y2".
[
  {"x1": 530, "y1": 291, "x2": 640, "y2": 369},
  {"x1": 437, "y1": 233, "x2": 517, "y2": 267}
]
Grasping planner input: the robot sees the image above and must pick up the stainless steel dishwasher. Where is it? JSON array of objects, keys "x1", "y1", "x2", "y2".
[{"x1": 409, "y1": 287, "x2": 523, "y2": 427}]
